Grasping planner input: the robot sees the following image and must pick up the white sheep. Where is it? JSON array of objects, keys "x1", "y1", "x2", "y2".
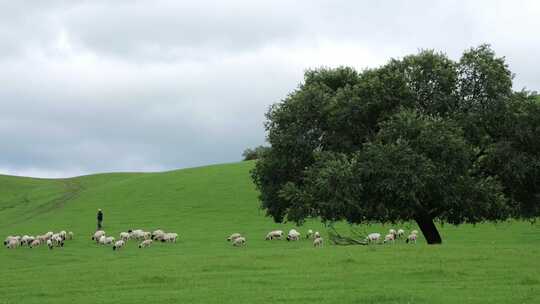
[
  {"x1": 129, "y1": 229, "x2": 146, "y2": 240},
  {"x1": 138, "y1": 239, "x2": 153, "y2": 248},
  {"x1": 162, "y1": 233, "x2": 178, "y2": 243},
  {"x1": 4, "y1": 236, "x2": 20, "y2": 246},
  {"x1": 397, "y1": 229, "x2": 405, "y2": 238},
  {"x1": 67, "y1": 232, "x2": 74, "y2": 240},
  {"x1": 406, "y1": 234, "x2": 417, "y2": 244},
  {"x1": 232, "y1": 237, "x2": 246, "y2": 247},
  {"x1": 314, "y1": 231, "x2": 321, "y2": 239},
  {"x1": 151, "y1": 229, "x2": 165, "y2": 240},
  {"x1": 51, "y1": 234, "x2": 64, "y2": 247},
  {"x1": 113, "y1": 240, "x2": 125, "y2": 251},
  {"x1": 99, "y1": 236, "x2": 115, "y2": 246},
  {"x1": 389, "y1": 229, "x2": 397, "y2": 238},
  {"x1": 92, "y1": 230, "x2": 106, "y2": 242},
  {"x1": 366, "y1": 233, "x2": 381, "y2": 243},
  {"x1": 383, "y1": 233, "x2": 395, "y2": 244},
  {"x1": 227, "y1": 233, "x2": 242, "y2": 242},
  {"x1": 313, "y1": 237, "x2": 323, "y2": 247},
  {"x1": 265, "y1": 230, "x2": 284, "y2": 240},
  {"x1": 6, "y1": 238, "x2": 19, "y2": 249},
  {"x1": 29, "y1": 239, "x2": 41, "y2": 248},
  {"x1": 21, "y1": 235, "x2": 36, "y2": 246},
  {"x1": 411, "y1": 230, "x2": 419, "y2": 235},
  {"x1": 306, "y1": 229, "x2": 314, "y2": 239},
  {"x1": 119, "y1": 232, "x2": 130, "y2": 242},
  {"x1": 47, "y1": 239, "x2": 53, "y2": 250},
  {"x1": 286, "y1": 229, "x2": 301, "y2": 241}
]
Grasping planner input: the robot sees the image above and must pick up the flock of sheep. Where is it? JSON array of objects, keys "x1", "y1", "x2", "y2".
[
  {"x1": 366, "y1": 229, "x2": 419, "y2": 244},
  {"x1": 91, "y1": 229, "x2": 179, "y2": 251},
  {"x1": 3, "y1": 228, "x2": 178, "y2": 251},
  {"x1": 5, "y1": 227, "x2": 420, "y2": 251},
  {"x1": 227, "y1": 228, "x2": 324, "y2": 247},
  {"x1": 227, "y1": 227, "x2": 420, "y2": 248},
  {"x1": 3, "y1": 230, "x2": 74, "y2": 250}
]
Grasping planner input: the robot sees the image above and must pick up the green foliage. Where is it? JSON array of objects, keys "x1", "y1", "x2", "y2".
[
  {"x1": 280, "y1": 111, "x2": 508, "y2": 226},
  {"x1": 479, "y1": 92, "x2": 540, "y2": 218},
  {"x1": 252, "y1": 45, "x2": 538, "y2": 243},
  {"x1": 242, "y1": 145, "x2": 270, "y2": 161}
]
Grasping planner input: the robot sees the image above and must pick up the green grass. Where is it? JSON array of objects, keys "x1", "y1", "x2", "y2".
[{"x1": 1, "y1": 161, "x2": 539, "y2": 304}]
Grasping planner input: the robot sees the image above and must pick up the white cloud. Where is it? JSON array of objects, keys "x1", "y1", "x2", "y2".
[{"x1": 1, "y1": 0, "x2": 539, "y2": 177}]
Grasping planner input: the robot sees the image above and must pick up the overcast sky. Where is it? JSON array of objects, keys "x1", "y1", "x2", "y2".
[{"x1": 1, "y1": 1, "x2": 539, "y2": 178}]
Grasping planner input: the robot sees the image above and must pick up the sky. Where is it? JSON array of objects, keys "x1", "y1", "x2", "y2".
[{"x1": 1, "y1": 0, "x2": 539, "y2": 178}]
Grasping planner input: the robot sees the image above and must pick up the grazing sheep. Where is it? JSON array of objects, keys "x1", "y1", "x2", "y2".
[
  {"x1": 138, "y1": 239, "x2": 153, "y2": 248},
  {"x1": 389, "y1": 229, "x2": 397, "y2": 238},
  {"x1": 232, "y1": 237, "x2": 246, "y2": 247},
  {"x1": 227, "y1": 233, "x2": 242, "y2": 242},
  {"x1": 29, "y1": 239, "x2": 41, "y2": 248},
  {"x1": 314, "y1": 231, "x2": 321, "y2": 239},
  {"x1": 4, "y1": 236, "x2": 20, "y2": 246},
  {"x1": 306, "y1": 229, "x2": 314, "y2": 239},
  {"x1": 6, "y1": 238, "x2": 19, "y2": 249},
  {"x1": 313, "y1": 237, "x2": 323, "y2": 247},
  {"x1": 51, "y1": 235, "x2": 64, "y2": 247},
  {"x1": 162, "y1": 233, "x2": 178, "y2": 243},
  {"x1": 151, "y1": 229, "x2": 165, "y2": 240},
  {"x1": 25, "y1": 236, "x2": 36, "y2": 246},
  {"x1": 99, "y1": 236, "x2": 115, "y2": 246},
  {"x1": 20, "y1": 235, "x2": 30, "y2": 245},
  {"x1": 286, "y1": 229, "x2": 301, "y2": 241},
  {"x1": 45, "y1": 232, "x2": 54, "y2": 239},
  {"x1": 397, "y1": 229, "x2": 405, "y2": 239},
  {"x1": 119, "y1": 232, "x2": 130, "y2": 242},
  {"x1": 366, "y1": 233, "x2": 381, "y2": 243},
  {"x1": 92, "y1": 230, "x2": 106, "y2": 242},
  {"x1": 286, "y1": 234, "x2": 300, "y2": 241},
  {"x1": 383, "y1": 233, "x2": 395, "y2": 244},
  {"x1": 129, "y1": 229, "x2": 146, "y2": 240},
  {"x1": 265, "y1": 230, "x2": 284, "y2": 240},
  {"x1": 58, "y1": 231, "x2": 67, "y2": 240},
  {"x1": 406, "y1": 234, "x2": 417, "y2": 244},
  {"x1": 113, "y1": 240, "x2": 125, "y2": 251},
  {"x1": 21, "y1": 235, "x2": 36, "y2": 246},
  {"x1": 47, "y1": 239, "x2": 53, "y2": 250},
  {"x1": 411, "y1": 230, "x2": 419, "y2": 235},
  {"x1": 288, "y1": 229, "x2": 300, "y2": 236}
]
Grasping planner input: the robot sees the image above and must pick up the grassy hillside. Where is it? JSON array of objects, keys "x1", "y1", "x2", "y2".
[{"x1": 1, "y1": 161, "x2": 539, "y2": 304}]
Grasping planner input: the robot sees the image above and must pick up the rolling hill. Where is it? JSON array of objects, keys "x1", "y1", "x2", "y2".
[{"x1": 0, "y1": 161, "x2": 539, "y2": 303}]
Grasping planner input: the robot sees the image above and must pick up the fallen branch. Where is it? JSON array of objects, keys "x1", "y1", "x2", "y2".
[{"x1": 328, "y1": 226, "x2": 368, "y2": 246}]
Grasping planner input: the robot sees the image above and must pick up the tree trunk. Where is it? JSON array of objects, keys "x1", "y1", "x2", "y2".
[{"x1": 415, "y1": 213, "x2": 442, "y2": 244}]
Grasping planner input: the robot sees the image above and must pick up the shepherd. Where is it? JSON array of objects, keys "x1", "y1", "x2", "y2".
[{"x1": 97, "y1": 208, "x2": 104, "y2": 230}]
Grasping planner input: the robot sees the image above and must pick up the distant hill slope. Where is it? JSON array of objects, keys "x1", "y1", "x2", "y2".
[{"x1": 0, "y1": 161, "x2": 262, "y2": 237}]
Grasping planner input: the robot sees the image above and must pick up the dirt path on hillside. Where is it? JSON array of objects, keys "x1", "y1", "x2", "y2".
[{"x1": 0, "y1": 179, "x2": 84, "y2": 230}]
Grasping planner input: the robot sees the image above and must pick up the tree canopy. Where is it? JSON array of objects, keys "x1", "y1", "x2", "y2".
[
  {"x1": 251, "y1": 45, "x2": 540, "y2": 244},
  {"x1": 242, "y1": 146, "x2": 270, "y2": 161}
]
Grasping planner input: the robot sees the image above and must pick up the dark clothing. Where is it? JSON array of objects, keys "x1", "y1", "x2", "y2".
[{"x1": 97, "y1": 211, "x2": 103, "y2": 230}]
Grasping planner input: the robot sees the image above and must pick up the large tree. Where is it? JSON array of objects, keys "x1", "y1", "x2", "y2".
[{"x1": 252, "y1": 45, "x2": 539, "y2": 244}]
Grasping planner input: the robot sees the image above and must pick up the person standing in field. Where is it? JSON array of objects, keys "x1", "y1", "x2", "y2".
[{"x1": 97, "y1": 209, "x2": 104, "y2": 230}]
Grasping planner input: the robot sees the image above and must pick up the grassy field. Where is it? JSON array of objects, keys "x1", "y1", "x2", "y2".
[{"x1": 1, "y1": 161, "x2": 539, "y2": 304}]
